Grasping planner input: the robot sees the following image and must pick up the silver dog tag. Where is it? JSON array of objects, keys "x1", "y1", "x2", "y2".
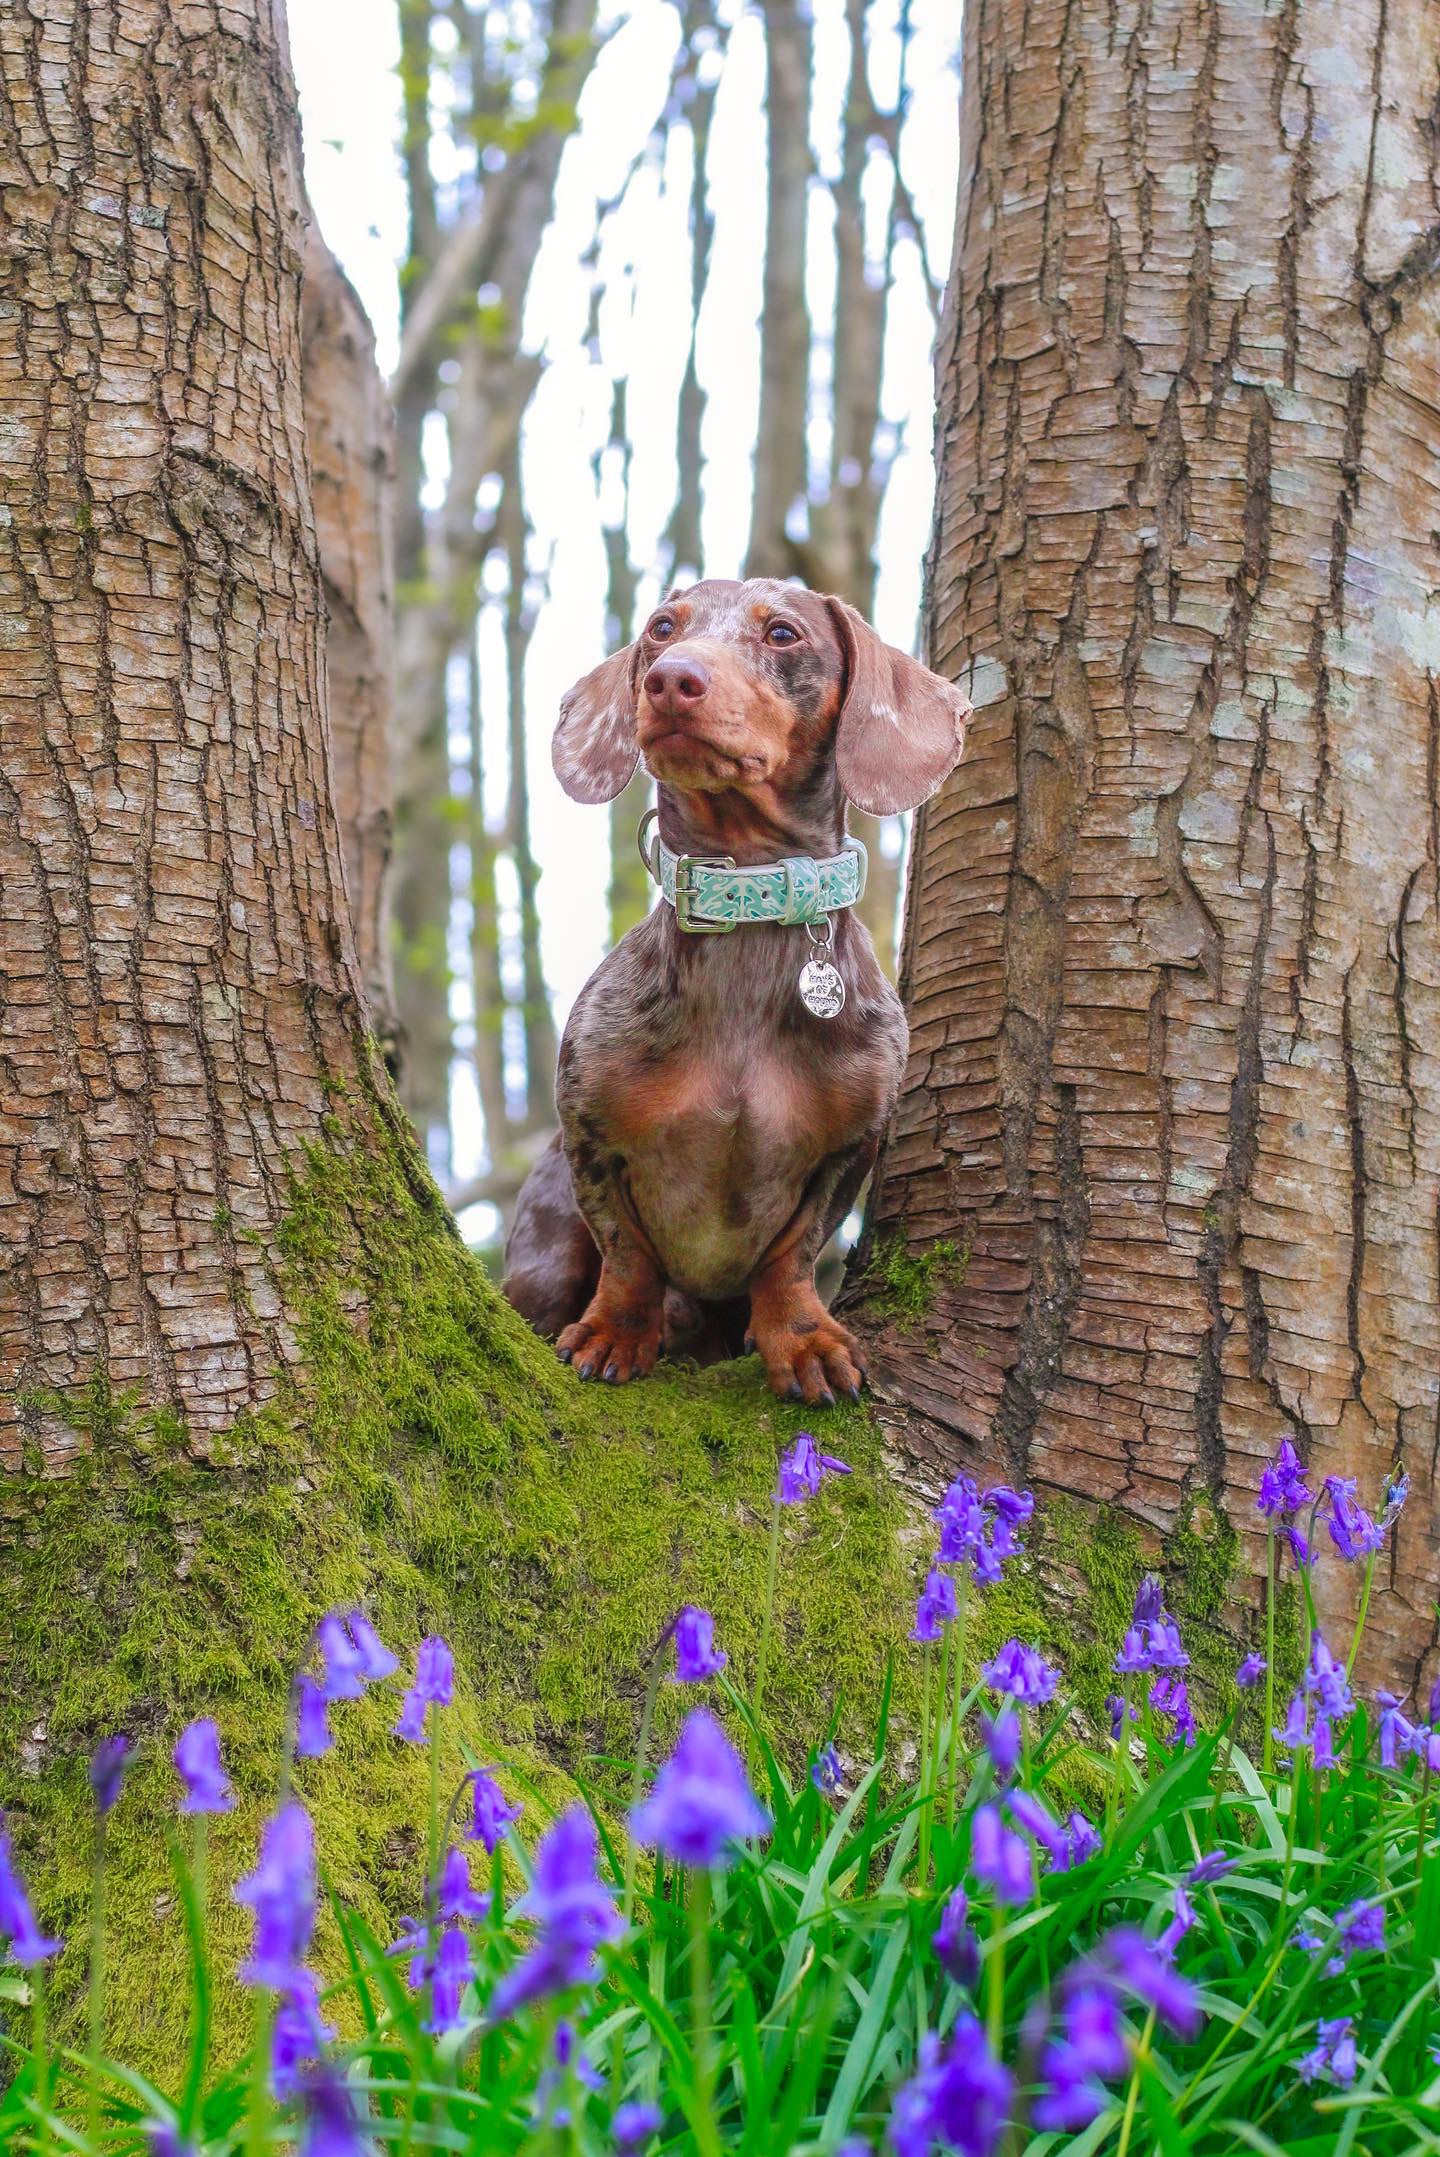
[{"x1": 798, "y1": 956, "x2": 845, "y2": 1018}]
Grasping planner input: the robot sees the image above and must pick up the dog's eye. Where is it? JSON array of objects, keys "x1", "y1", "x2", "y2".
[
  {"x1": 649, "y1": 615, "x2": 676, "y2": 641},
  {"x1": 765, "y1": 621, "x2": 801, "y2": 646}
]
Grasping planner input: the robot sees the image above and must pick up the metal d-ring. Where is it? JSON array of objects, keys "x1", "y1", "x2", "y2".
[
  {"x1": 636, "y1": 805, "x2": 660, "y2": 880},
  {"x1": 805, "y1": 915, "x2": 836, "y2": 950}
]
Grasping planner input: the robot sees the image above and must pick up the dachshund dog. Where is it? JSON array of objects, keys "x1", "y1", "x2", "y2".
[{"x1": 502, "y1": 578, "x2": 970, "y2": 1406}]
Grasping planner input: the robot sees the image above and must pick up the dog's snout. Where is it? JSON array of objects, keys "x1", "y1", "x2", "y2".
[{"x1": 643, "y1": 652, "x2": 710, "y2": 713}]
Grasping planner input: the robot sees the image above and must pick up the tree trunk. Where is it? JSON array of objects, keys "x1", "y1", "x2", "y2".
[
  {"x1": 301, "y1": 225, "x2": 399, "y2": 1065},
  {"x1": 744, "y1": 0, "x2": 812, "y2": 579},
  {"x1": 0, "y1": 0, "x2": 404, "y2": 1464},
  {"x1": 856, "y1": 0, "x2": 1440, "y2": 1684}
]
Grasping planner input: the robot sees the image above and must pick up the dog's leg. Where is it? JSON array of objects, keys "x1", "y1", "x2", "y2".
[
  {"x1": 553, "y1": 1140, "x2": 666, "y2": 1383},
  {"x1": 502, "y1": 1132, "x2": 601, "y2": 1340},
  {"x1": 746, "y1": 1142, "x2": 876, "y2": 1407}
]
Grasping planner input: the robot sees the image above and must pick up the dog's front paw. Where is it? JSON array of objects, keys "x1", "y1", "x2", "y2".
[
  {"x1": 749, "y1": 1310, "x2": 868, "y2": 1408},
  {"x1": 556, "y1": 1308, "x2": 661, "y2": 1385}
]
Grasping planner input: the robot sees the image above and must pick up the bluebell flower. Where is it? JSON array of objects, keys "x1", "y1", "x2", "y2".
[
  {"x1": 393, "y1": 1635, "x2": 454, "y2": 1742},
  {"x1": 89, "y1": 1734, "x2": 131, "y2": 1816},
  {"x1": 1380, "y1": 1471, "x2": 1409, "y2": 1528},
  {"x1": 631, "y1": 1709, "x2": 770, "y2": 1869},
  {"x1": 234, "y1": 1802, "x2": 317, "y2": 1989},
  {"x1": 811, "y1": 1743, "x2": 843, "y2": 1796},
  {"x1": 910, "y1": 1566, "x2": 957, "y2": 1643},
  {"x1": 1006, "y1": 1788, "x2": 1068, "y2": 1870},
  {"x1": 316, "y1": 1612, "x2": 368, "y2": 1701},
  {"x1": 173, "y1": 1719, "x2": 234, "y2": 1815},
  {"x1": 672, "y1": 1605, "x2": 727, "y2": 1682},
  {"x1": 1099, "y1": 1927, "x2": 1201, "y2": 2037},
  {"x1": 614, "y1": 2100, "x2": 664, "y2": 2152},
  {"x1": 969, "y1": 1801, "x2": 1033, "y2": 1905},
  {"x1": 1157, "y1": 1884, "x2": 1197, "y2": 1962},
  {"x1": 1323, "y1": 1477, "x2": 1386, "y2": 1562},
  {"x1": 270, "y1": 1969, "x2": 335, "y2": 2100},
  {"x1": 934, "y1": 1477, "x2": 987, "y2": 1568},
  {"x1": 933, "y1": 1478, "x2": 1033, "y2": 1586},
  {"x1": 1113, "y1": 1579, "x2": 1190, "y2": 1675},
  {"x1": 297, "y1": 2064, "x2": 369, "y2": 2157},
  {"x1": 347, "y1": 1611, "x2": 398, "y2": 1681},
  {"x1": 1281, "y1": 1524, "x2": 1313, "y2": 1570},
  {"x1": 466, "y1": 1768, "x2": 522, "y2": 1852},
  {"x1": 932, "y1": 1887, "x2": 980, "y2": 1987},
  {"x1": 0, "y1": 1820, "x2": 61, "y2": 1966},
  {"x1": 1063, "y1": 1810, "x2": 1102, "y2": 1869},
  {"x1": 1312, "y1": 1714, "x2": 1339, "y2": 1772},
  {"x1": 1306, "y1": 1635, "x2": 1355, "y2": 1721},
  {"x1": 1033, "y1": 1979, "x2": 1128, "y2": 2131},
  {"x1": 425, "y1": 1924, "x2": 474, "y2": 2035},
  {"x1": 1149, "y1": 1674, "x2": 1197, "y2": 1746},
  {"x1": 145, "y1": 2123, "x2": 196, "y2": 2157},
  {"x1": 536, "y1": 2020, "x2": 605, "y2": 2125},
  {"x1": 775, "y1": 1432, "x2": 849, "y2": 1504},
  {"x1": 491, "y1": 1806, "x2": 622, "y2": 2018},
  {"x1": 1235, "y1": 1652, "x2": 1267, "y2": 1689},
  {"x1": 1297, "y1": 2015, "x2": 1357, "y2": 2087},
  {"x1": 295, "y1": 1676, "x2": 334, "y2": 1761},
  {"x1": 1187, "y1": 1851, "x2": 1237, "y2": 1887},
  {"x1": 1375, "y1": 1691, "x2": 1417, "y2": 1768},
  {"x1": 1258, "y1": 1438, "x2": 1310, "y2": 1519},
  {"x1": 888, "y1": 2018, "x2": 1013, "y2": 2157},
  {"x1": 433, "y1": 1844, "x2": 490, "y2": 1924},
  {"x1": 1106, "y1": 1693, "x2": 1138, "y2": 1741},
  {"x1": 1428, "y1": 1674, "x2": 1440, "y2": 1725},
  {"x1": 1324, "y1": 1897, "x2": 1384, "y2": 1976},
  {"x1": 1292, "y1": 1925, "x2": 1324, "y2": 1953},
  {"x1": 982, "y1": 1638, "x2": 1059, "y2": 1706},
  {"x1": 979, "y1": 1706, "x2": 1021, "y2": 1782}
]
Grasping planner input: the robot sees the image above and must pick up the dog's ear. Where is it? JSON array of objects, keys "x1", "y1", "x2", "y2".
[
  {"x1": 824, "y1": 598, "x2": 970, "y2": 816},
  {"x1": 552, "y1": 644, "x2": 641, "y2": 804}
]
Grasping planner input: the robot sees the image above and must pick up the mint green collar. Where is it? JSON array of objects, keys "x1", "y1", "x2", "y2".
[{"x1": 637, "y1": 809, "x2": 867, "y2": 935}]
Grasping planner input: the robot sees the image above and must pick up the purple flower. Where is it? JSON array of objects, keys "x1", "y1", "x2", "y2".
[
  {"x1": 932, "y1": 1887, "x2": 980, "y2": 1987},
  {"x1": 1187, "y1": 1851, "x2": 1237, "y2": 1887},
  {"x1": 1132, "y1": 1576, "x2": 1164, "y2": 1625},
  {"x1": 889, "y1": 2018, "x2": 1013, "y2": 2157},
  {"x1": 174, "y1": 1719, "x2": 234, "y2": 1816},
  {"x1": 631, "y1": 1709, "x2": 770, "y2": 1870},
  {"x1": 614, "y1": 2099, "x2": 664, "y2": 2151},
  {"x1": 979, "y1": 1706, "x2": 1021, "y2": 1782},
  {"x1": 295, "y1": 1676, "x2": 333, "y2": 1761},
  {"x1": 982, "y1": 1639, "x2": 1059, "y2": 1707},
  {"x1": 1306, "y1": 1635, "x2": 1355, "y2": 1721},
  {"x1": 425, "y1": 1924, "x2": 474, "y2": 2035},
  {"x1": 1006, "y1": 1788, "x2": 1068, "y2": 1871},
  {"x1": 1099, "y1": 1927, "x2": 1202, "y2": 2038},
  {"x1": 1063, "y1": 1810, "x2": 1102, "y2": 1869},
  {"x1": 89, "y1": 1734, "x2": 132, "y2": 1816},
  {"x1": 348, "y1": 1611, "x2": 399, "y2": 1681},
  {"x1": 933, "y1": 1479, "x2": 1033, "y2": 1586},
  {"x1": 1297, "y1": 2015, "x2": 1357, "y2": 2087},
  {"x1": 911, "y1": 1566, "x2": 957, "y2": 1643},
  {"x1": 0, "y1": 1821, "x2": 61, "y2": 1966},
  {"x1": 1033, "y1": 1979, "x2": 1128, "y2": 2131},
  {"x1": 775, "y1": 1432, "x2": 849, "y2": 1504},
  {"x1": 234, "y1": 1803, "x2": 317, "y2": 1989},
  {"x1": 1113, "y1": 1580, "x2": 1190, "y2": 1675},
  {"x1": 672, "y1": 1606, "x2": 727, "y2": 1682},
  {"x1": 934, "y1": 1477, "x2": 987, "y2": 1568},
  {"x1": 433, "y1": 1844, "x2": 490, "y2": 1924},
  {"x1": 491, "y1": 1806, "x2": 622, "y2": 2017},
  {"x1": 466, "y1": 1768, "x2": 522, "y2": 1853},
  {"x1": 1293, "y1": 1925, "x2": 1323, "y2": 1953},
  {"x1": 969, "y1": 1801, "x2": 1033, "y2": 1906},
  {"x1": 1258, "y1": 1438, "x2": 1311, "y2": 1519},
  {"x1": 1323, "y1": 1477, "x2": 1386, "y2": 1562},
  {"x1": 1158, "y1": 1885, "x2": 1197, "y2": 1962},
  {"x1": 1380, "y1": 1471, "x2": 1409, "y2": 1527},
  {"x1": 1324, "y1": 1897, "x2": 1384, "y2": 1976},
  {"x1": 393, "y1": 1635, "x2": 454, "y2": 1742},
  {"x1": 1236, "y1": 1652, "x2": 1267, "y2": 1689},
  {"x1": 297, "y1": 2063, "x2": 369, "y2": 2157},
  {"x1": 270, "y1": 1968, "x2": 335, "y2": 2100},
  {"x1": 316, "y1": 1613, "x2": 367, "y2": 1701},
  {"x1": 1106, "y1": 1693, "x2": 1137, "y2": 1742},
  {"x1": 1312, "y1": 1714, "x2": 1338, "y2": 1772},
  {"x1": 1149, "y1": 1675, "x2": 1197, "y2": 1747},
  {"x1": 1375, "y1": 1691, "x2": 1418, "y2": 1769},
  {"x1": 1427, "y1": 1673, "x2": 1440, "y2": 1725},
  {"x1": 145, "y1": 2125, "x2": 196, "y2": 2157},
  {"x1": 811, "y1": 1744, "x2": 843, "y2": 1796}
]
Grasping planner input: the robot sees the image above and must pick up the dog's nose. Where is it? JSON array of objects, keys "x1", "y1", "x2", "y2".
[{"x1": 643, "y1": 652, "x2": 710, "y2": 713}]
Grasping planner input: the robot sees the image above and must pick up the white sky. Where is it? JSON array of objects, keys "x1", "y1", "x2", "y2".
[{"x1": 287, "y1": 0, "x2": 960, "y2": 1223}]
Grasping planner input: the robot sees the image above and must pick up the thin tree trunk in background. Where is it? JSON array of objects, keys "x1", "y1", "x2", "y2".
[
  {"x1": 744, "y1": 0, "x2": 812, "y2": 580},
  {"x1": 857, "y1": 0, "x2": 1440, "y2": 1681},
  {"x1": 665, "y1": 0, "x2": 723, "y2": 585},
  {"x1": 0, "y1": 0, "x2": 405, "y2": 1463},
  {"x1": 499, "y1": 459, "x2": 556, "y2": 1130},
  {"x1": 301, "y1": 226, "x2": 400, "y2": 1065},
  {"x1": 466, "y1": 639, "x2": 511, "y2": 1165},
  {"x1": 602, "y1": 380, "x2": 653, "y2": 946}
]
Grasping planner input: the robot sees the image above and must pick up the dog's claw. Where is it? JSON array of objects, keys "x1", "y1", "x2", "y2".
[
  {"x1": 847, "y1": 1383, "x2": 863, "y2": 1404},
  {"x1": 557, "y1": 1346, "x2": 572, "y2": 1364},
  {"x1": 743, "y1": 1331, "x2": 755, "y2": 1354},
  {"x1": 786, "y1": 1380, "x2": 803, "y2": 1401},
  {"x1": 603, "y1": 1364, "x2": 620, "y2": 1384}
]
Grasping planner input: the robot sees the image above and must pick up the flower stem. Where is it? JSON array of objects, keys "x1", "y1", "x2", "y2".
[
  {"x1": 1345, "y1": 1548, "x2": 1378, "y2": 1680},
  {"x1": 1263, "y1": 1526, "x2": 1276, "y2": 1776},
  {"x1": 917, "y1": 1636, "x2": 934, "y2": 1888},
  {"x1": 947, "y1": 1575, "x2": 969, "y2": 1832},
  {"x1": 32, "y1": 1963, "x2": 50, "y2": 2155},
  {"x1": 985, "y1": 1898, "x2": 1005, "y2": 2049},
  {"x1": 754, "y1": 1500, "x2": 782, "y2": 1735},
  {"x1": 180, "y1": 1816, "x2": 211, "y2": 2139},
  {"x1": 625, "y1": 1640, "x2": 666, "y2": 1923},
  {"x1": 1115, "y1": 2006, "x2": 1157, "y2": 2157},
  {"x1": 688, "y1": 1870, "x2": 722, "y2": 2157},
  {"x1": 87, "y1": 1813, "x2": 107, "y2": 2153}
]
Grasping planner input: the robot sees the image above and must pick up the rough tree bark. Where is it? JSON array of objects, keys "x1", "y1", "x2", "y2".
[
  {"x1": 855, "y1": 0, "x2": 1440, "y2": 1682},
  {"x1": 0, "y1": 0, "x2": 409, "y2": 1466},
  {"x1": 300, "y1": 225, "x2": 399, "y2": 1064},
  {"x1": 744, "y1": 0, "x2": 812, "y2": 581}
]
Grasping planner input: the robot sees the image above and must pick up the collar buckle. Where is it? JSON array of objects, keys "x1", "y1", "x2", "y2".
[{"x1": 674, "y1": 852, "x2": 737, "y2": 933}]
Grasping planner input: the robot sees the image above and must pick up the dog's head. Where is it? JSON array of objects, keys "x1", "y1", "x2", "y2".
[{"x1": 552, "y1": 578, "x2": 970, "y2": 818}]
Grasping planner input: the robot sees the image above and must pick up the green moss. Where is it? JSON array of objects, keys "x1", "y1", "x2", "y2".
[
  {"x1": 850, "y1": 1233, "x2": 970, "y2": 1330},
  {"x1": 0, "y1": 1085, "x2": 917, "y2": 2074}
]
